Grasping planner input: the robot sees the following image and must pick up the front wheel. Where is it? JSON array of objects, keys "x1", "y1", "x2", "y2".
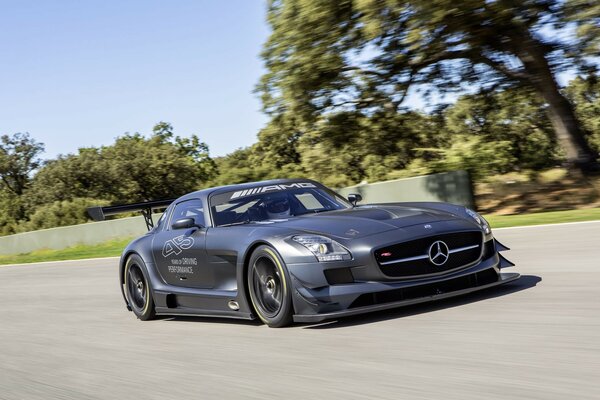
[
  {"x1": 247, "y1": 245, "x2": 293, "y2": 328},
  {"x1": 124, "y1": 254, "x2": 156, "y2": 321}
]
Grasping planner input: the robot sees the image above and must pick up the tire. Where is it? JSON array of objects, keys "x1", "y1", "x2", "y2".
[
  {"x1": 247, "y1": 245, "x2": 293, "y2": 328},
  {"x1": 124, "y1": 254, "x2": 156, "y2": 321}
]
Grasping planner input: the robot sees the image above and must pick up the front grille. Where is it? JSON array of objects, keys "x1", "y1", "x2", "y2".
[
  {"x1": 349, "y1": 268, "x2": 498, "y2": 309},
  {"x1": 374, "y1": 231, "x2": 483, "y2": 278}
]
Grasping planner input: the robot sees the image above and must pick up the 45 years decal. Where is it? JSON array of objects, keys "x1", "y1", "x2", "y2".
[{"x1": 162, "y1": 235, "x2": 194, "y2": 257}]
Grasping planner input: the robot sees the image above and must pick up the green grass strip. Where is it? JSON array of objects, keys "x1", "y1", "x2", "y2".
[
  {"x1": 0, "y1": 237, "x2": 133, "y2": 266},
  {"x1": 485, "y1": 207, "x2": 600, "y2": 228}
]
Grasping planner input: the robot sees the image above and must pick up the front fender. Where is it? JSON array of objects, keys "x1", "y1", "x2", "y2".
[{"x1": 118, "y1": 235, "x2": 155, "y2": 310}]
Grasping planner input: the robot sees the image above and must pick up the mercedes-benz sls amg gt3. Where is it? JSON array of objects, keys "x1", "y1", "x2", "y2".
[{"x1": 88, "y1": 179, "x2": 519, "y2": 327}]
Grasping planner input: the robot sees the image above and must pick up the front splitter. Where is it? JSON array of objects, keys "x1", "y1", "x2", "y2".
[{"x1": 293, "y1": 272, "x2": 520, "y2": 323}]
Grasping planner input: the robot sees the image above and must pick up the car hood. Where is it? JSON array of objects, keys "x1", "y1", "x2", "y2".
[{"x1": 269, "y1": 205, "x2": 462, "y2": 240}]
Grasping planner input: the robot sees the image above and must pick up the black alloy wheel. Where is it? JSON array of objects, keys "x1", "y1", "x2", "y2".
[
  {"x1": 247, "y1": 245, "x2": 293, "y2": 327},
  {"x1": 124, "y1": 254, "x2": 156, "y2": 320}
]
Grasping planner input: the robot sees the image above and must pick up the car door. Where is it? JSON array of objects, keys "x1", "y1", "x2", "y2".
[{"x1": 151, "y1": 198, "x2": 213, "y2": 288}]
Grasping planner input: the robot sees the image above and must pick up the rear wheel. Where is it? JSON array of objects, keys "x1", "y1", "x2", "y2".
[
  {"x1": 124, "y1": 254, "x2": 155, "y2": 320},
  {"x1": 247, "y1": 245, "x2": 293, "y2": 328}
]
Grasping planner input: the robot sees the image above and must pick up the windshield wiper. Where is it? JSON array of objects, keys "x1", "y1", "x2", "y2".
[
  {"x1": 220, "y1": 220, "x2": 253, "y2": 227},
  {"x1": 294, "y1": 209, "x2": 332, "y2": 216},
  {"x1": 311, "y1": 209, "x2": 333, "y2": 214}
]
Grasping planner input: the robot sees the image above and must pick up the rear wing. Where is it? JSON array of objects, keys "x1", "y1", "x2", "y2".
[{"x1": 87, "y1": 199, "x2": 176, "y2": 231}]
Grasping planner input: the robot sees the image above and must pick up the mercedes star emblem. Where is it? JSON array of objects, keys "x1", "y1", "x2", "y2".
[{"x1": 428, "y1": 240, "x2": 450, "y2": 266}]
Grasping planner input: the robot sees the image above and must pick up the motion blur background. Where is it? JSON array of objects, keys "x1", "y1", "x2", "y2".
[
  {"x1": 1, "y1": 0, "x2": 599, "y2": 236},
  {"x1": 1, "y1": 3, "x2": 600, "y2": 399}
]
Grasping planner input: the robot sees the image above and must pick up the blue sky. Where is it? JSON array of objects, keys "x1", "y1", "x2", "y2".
[
  {"x1": 0, "y1": 1, "x2": 270, "y2": 159},
  {"x1": 0, "y1": 1, "x2": 583, "y2": 161}
]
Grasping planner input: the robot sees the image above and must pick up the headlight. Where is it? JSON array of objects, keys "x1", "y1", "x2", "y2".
[
  {"x1": 466, "y1": 208, "x2": 491, "y2": 234},
  {"x1": 292, "y1": 235, "x2": 352, "y2": 262}
]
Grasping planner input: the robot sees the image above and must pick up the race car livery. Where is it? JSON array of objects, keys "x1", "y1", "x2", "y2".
[{"x1": 88, "y1": 178, "x2": 519, "y2": 327}]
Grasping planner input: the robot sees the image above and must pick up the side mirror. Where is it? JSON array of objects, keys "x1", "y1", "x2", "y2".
[
  {"x1": 347, "y1": 193, "x2": 362, "y2": 207},
  {"x1": 171, "y1": 217, "x2": 203, "y2": 230}
]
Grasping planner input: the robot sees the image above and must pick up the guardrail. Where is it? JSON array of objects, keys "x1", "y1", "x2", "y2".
[{"x1": 0, "y1": 170, "x2": 472, "y2": 255}]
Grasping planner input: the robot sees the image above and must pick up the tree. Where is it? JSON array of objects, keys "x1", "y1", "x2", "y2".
[
  {"x1": 0, "y1": 132, "x2": 44, "y2": 224},
  {"x1": 0, "y1": 132, "x2": 44, "y2": 196},
  {"x1": 0, "y1": 188, "x2": 23, "y2": 235},
  {"x1": 208, "y1": 147, "x2": 272, "y2": 186},
  {"x1": 565, "y1": 74, "x2": 600, "y2": 152},
  {"x1": 259, "y1": 0, "x2": 600, "y2": 170},
  {"x1": 28, "y1": 148, "x2": 117, "y2": 206},
  {"x1": 443, "y1": 88, "x2": 558, "y2": 171},
  {"x1": 28, "y1": 123, "x2": 217, "y2": 207},
  {"x1": 565, "y1": 0, "x2": 600, "y2": 59},
  {"x1": 22, "y1": 198, "x2": 105, "y2": 231}
]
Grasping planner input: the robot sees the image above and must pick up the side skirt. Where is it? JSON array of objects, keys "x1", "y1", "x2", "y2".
[
  {"x1": 151, "y1": 288, "x2": 254, "y2": 320},
  {"x1": 155, "y1": 307, "x2": 254, "y2": 320}
]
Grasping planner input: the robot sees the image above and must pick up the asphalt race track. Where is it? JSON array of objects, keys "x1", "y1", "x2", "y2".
[{"x1": 1, "y1": 222, "x2": 599, "y2": 400}]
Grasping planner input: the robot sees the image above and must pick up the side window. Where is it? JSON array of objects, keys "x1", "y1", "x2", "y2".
[{"x1": 170, "y1": 199, "x2": 205, "y2": 229}]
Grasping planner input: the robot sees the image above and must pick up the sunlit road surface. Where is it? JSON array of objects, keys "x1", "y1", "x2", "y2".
[{"x1": 1, "y1": 222, "x2": 599, "y2": 400}]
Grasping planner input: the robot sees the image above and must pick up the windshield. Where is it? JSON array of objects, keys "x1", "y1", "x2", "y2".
[{"x1": 210, "y1": 183, "x2": 351, "y2": 226}]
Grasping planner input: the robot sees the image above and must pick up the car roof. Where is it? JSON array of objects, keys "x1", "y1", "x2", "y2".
[{"x1": 175, "y1": 178, "x2": 322, "y2": 204}]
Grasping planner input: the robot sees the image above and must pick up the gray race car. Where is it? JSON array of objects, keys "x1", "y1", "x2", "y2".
[{"x1": 88, "y1": 178, "x2": 519, "y2": 327}]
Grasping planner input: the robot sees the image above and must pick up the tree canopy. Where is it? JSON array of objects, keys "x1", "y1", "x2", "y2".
[
  {"x1": 0, "y1": 132, "x2": 44, "y2": 196},
  {"x1": 259, "y1": 0, "x2": 599, "y2": 168},
  {"x1": 0, "y1": 123, "x2": 216, "y2": 235}
]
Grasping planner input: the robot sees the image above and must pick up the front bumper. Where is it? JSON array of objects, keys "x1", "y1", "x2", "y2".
[
  {"x1": 289, "y1": 250, "x2": 519, "y2": 323},
  {"x1": 293, "y1": 271, "x2": 519, "y2": 323}
]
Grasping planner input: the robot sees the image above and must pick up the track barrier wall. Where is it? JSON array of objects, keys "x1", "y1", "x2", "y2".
[{"x1": 337, "y1": 170, "x2": 474, "y2": 208}]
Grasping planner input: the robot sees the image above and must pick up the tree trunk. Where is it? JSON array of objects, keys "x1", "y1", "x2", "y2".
[
  {"x1": 516, "y1": 37, "x2": 598, "y2": 170},
  {"x1": 536, "y1": 77, "x2": 597, "y2": 166}
]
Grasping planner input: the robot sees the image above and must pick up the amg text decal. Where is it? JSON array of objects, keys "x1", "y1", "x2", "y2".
[{"x1": 230, "y1": 182, "x2": 316, "y2": 200}]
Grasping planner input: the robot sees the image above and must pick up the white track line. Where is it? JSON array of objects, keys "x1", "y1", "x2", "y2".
[{"x1": 495, "y1": 219, "x2": 600, "y2": 230}]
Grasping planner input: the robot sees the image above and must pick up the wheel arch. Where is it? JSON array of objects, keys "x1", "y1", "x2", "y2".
[
  {"x1": 119, "y1": 249, "x2": 156, "y2": 310},
  {"x1": 241, "y1": 241, "x2": 270, "y2": 314}
]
